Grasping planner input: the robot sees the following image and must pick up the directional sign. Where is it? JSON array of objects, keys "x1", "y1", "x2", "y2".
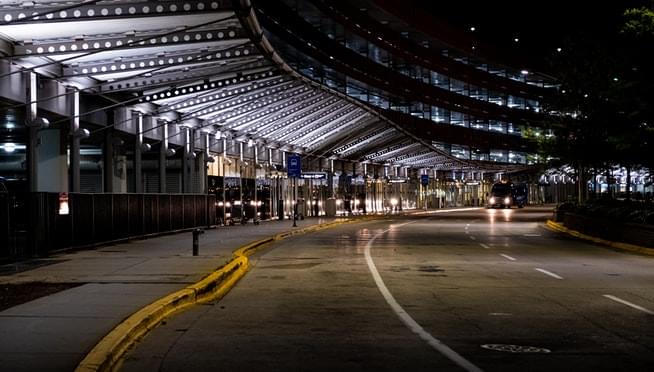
[
  {"x1": 421, "y1": 174, "x2": 429, "y2": 186},
  {"x1": 287, "y1": 155, "x2": 301, "y2": 178},
  {"x1": 300, "y1": 171, "x2": 327, "y2": 179}
]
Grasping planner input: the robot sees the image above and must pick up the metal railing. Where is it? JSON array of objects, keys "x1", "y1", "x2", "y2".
[{"x1": 0, "y1": 192, "x2": 216, "y2": 261}]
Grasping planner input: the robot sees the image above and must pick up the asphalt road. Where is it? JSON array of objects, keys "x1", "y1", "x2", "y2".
[{"x1": 121, "y1": 206, "x2": 654, "y2": 372}]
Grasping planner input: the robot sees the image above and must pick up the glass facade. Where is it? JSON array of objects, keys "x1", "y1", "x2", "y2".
[{"x1": 270, "y1": 0, "x2": 547, "y2": 169}]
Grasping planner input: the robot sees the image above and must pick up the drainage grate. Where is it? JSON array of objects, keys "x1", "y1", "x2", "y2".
[{"x1": 481, "y1": 344, "x2": 551, "y2": 353}]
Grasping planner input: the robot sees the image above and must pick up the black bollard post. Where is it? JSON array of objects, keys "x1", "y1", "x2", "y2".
[{"x1": 192, "y1": 228, "x2": 204, "y2": 256}]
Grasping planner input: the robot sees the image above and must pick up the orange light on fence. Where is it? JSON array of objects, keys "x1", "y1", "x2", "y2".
[{"x1": 58, "y1": 192, "x2": 69, "y2": 215}]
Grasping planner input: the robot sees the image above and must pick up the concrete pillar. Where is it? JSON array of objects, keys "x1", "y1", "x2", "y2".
[
  {"x1": 37, "y1": 129, "x2": 67, "y2": 192},
  {"x1": 113, "y1": 155, "x2": 127, "y2": 193}
]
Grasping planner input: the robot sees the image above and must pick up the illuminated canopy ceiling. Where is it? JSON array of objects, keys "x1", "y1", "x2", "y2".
[{"x1": 0, "y1": 0, "x2": 540, "y2": 172}]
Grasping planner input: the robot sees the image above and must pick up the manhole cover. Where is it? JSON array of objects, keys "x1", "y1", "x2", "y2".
[{"x1": 481, "y1": 344, "x2": 551, "y2": 353}]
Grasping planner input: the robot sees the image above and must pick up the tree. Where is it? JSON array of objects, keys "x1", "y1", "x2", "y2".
[{"x1": 529, "y1": 4, "x2": 654, "y2": 201}]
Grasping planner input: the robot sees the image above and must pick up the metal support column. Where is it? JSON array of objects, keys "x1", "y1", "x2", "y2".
[
  {"x1": 159, "y1": 121, "x2": 168, "y2": 193},
  {"x1": 133, "y1": 111, "x2": 143, "y2": 193},
  {"x1": 68, "y1": 88, "x2": 81, "y2": 192},
  {"x1": 103, "y1": 125, "x2": 114, "y2": 193},
  {"x1": 198, "y1": 148, "x2": 206, "y2": 194},
  {"x1": 25, "y1": 72, "x2": 39, "y2": 192},
  {"x1": 183, "y1": 127, "x2": 193, "y2": 193}
]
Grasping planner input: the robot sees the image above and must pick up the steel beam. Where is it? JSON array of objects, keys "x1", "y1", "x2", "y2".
[
  {"x1": 101, "y1": 61, "x2": 272, "y2": 93},
  {"x1": 15, "y1": 26, "x2": 247, "y2": 56},
  {"x1": 2, "y1": 1, "x2": 233, "y2": 25},
  {"x1": 63, "y1": 44, "x2": 258, "y2": 77}
]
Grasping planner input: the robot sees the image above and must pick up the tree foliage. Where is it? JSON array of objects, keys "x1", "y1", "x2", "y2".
[{"x1": 532, "y1": 4, "x2": 654, "y2": 173}]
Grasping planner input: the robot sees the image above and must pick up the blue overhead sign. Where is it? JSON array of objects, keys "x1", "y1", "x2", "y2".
[
  {"x1": 287, "y1": 155, "x2": 301, "y2": 178},
  {"x1": 421, "y1": 174, "x2": 429, "y2": 186}
]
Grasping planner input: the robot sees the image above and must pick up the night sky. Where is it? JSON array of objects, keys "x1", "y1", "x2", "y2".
[{"x1": 415, "y1": 0, "x2": 651, "y2": 73}]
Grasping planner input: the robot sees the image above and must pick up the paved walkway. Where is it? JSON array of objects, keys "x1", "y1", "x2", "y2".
[{"x1": 0, "y1": 216, "x2": 344, "y2": 372}]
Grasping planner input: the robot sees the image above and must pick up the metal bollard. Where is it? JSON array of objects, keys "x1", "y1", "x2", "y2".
[{"x1": 192, "y1": 228, "x2": 204, "y2": 256}]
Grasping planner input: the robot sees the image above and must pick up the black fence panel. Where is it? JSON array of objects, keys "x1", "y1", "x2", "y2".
[
  {"x1": 207, "y1": 195, "x2": 216, "y2": 226},
  {"x1": 113, "y1": 194, "x2": 129, "y2": 240},
  {"x1": 170, "y1": 195, "x2": 184, "y2": 230},
  {"x1": 1, "y1": 194, "x2": 9, "y2": 258},
  {"x1": 143, "y1": 194, "x2": 158, "y2": 235},
  {"x1": 195, "y1": 195, "x2": 206, "y2": 227},
  {"x1": 4, "y1": 192, "x2": 215, "y2": 260},
  {"x1": 5, "y1": 192, "x2": 28, "y2": 258},
  {"x1": 72, "y1": 193, "x2": 95, "y2": 246},
  {"x1": 49, "y1": 194, "x2": 72, "y2": 251},
  {"x1": 128, "y1": 194, "x2": 144, "y2": 237},
  {"x1": 183, "y1": 195, "x2": 195, "y2": 228},
  {"x1": 158, "y1": 195, "x2": 171, "y2": 232},
  {"x1": 93, "y1": 194, "x2": 113, "y2": 242},
  {"x1": 27, "y1": 193, "x2": 49, "y2": 256}
]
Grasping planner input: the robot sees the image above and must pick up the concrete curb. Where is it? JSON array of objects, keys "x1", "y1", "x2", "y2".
[
  {"x1": 545, "y1": 220, "x2": 654, "y2": 256},
  {"x1": 74, "y1": 217, "x2": 362, "y2": 372}
]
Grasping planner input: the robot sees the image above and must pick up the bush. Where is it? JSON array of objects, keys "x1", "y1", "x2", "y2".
[{"x1": 564, "y1": 199, "x2": 654, "y2": 225}]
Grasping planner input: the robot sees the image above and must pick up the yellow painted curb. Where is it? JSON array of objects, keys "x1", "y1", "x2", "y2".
[
  {"x1": 75, "y1": 217, "x2": 366, "y2": 372},
  {"x1": 545, "y1": 220, "x2": 654, "y2": 256},
  {"x1": 75, "y1": 256, "x2": 248, "y2": 372}
]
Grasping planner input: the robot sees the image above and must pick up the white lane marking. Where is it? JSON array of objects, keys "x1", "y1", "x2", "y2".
[
  {"x1": 603, "y1": 295, "x2": 654, "y2": 315},
  {"x1": 534, "y1": 268, "x2": 564, "y2": 280},
  {"x1": 479, "y1": 243, "x2": 490, "y2": 249},
  {"x1": 489, "y1": 312, "x2": 512, "y2": 316},
  {"x1": 465, "y1": 230, "x2": 470, "y2": 234},
  {"x1": 414, "y1": 207, "x2": 483, "y2": 215},
  {"x1": 364, "y1": 225, "x2": 483, "y2": 372},
  {"x1": 500, "y1": 254, "x2": 516, "y2": 261},
  {"x1": 469, "y1": 236, "x2": 476, "y2": 240},
  {"x1": 524, "y1": 234, "x2": 541, "y2": 237}
]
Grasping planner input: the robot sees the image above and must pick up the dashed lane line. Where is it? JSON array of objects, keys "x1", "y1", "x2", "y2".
[
  {"x1": 479, "y1": 243, "x2": 490, "y2": 249},
  {"x1": 364, "y1": 223, "x2": 484, "y2": 372},
  {"x1": 500, "y1": 254, "x2": 517, "y2": 261},
  {"x1": 534, "y1": 268, "x2": 564, "y2": 280},
  {"x1": 469, "y1": 236, "x2": 476, "y2": 240},
  {"x1": 603, "y1": 295, "x2": 654, "y2": 315}
]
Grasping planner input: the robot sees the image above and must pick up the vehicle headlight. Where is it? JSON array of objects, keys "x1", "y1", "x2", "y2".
[
  {"x1": 489, "y1": 197, "x2": 496, "y2": 204},
  {"x1": 504, "y1": 197, "x2": 511, "y2": 204}
]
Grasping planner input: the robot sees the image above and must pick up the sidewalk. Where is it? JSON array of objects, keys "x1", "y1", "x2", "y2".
[{"x1": 0, "y1": 216, "x2": 344, "y2": 372}]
